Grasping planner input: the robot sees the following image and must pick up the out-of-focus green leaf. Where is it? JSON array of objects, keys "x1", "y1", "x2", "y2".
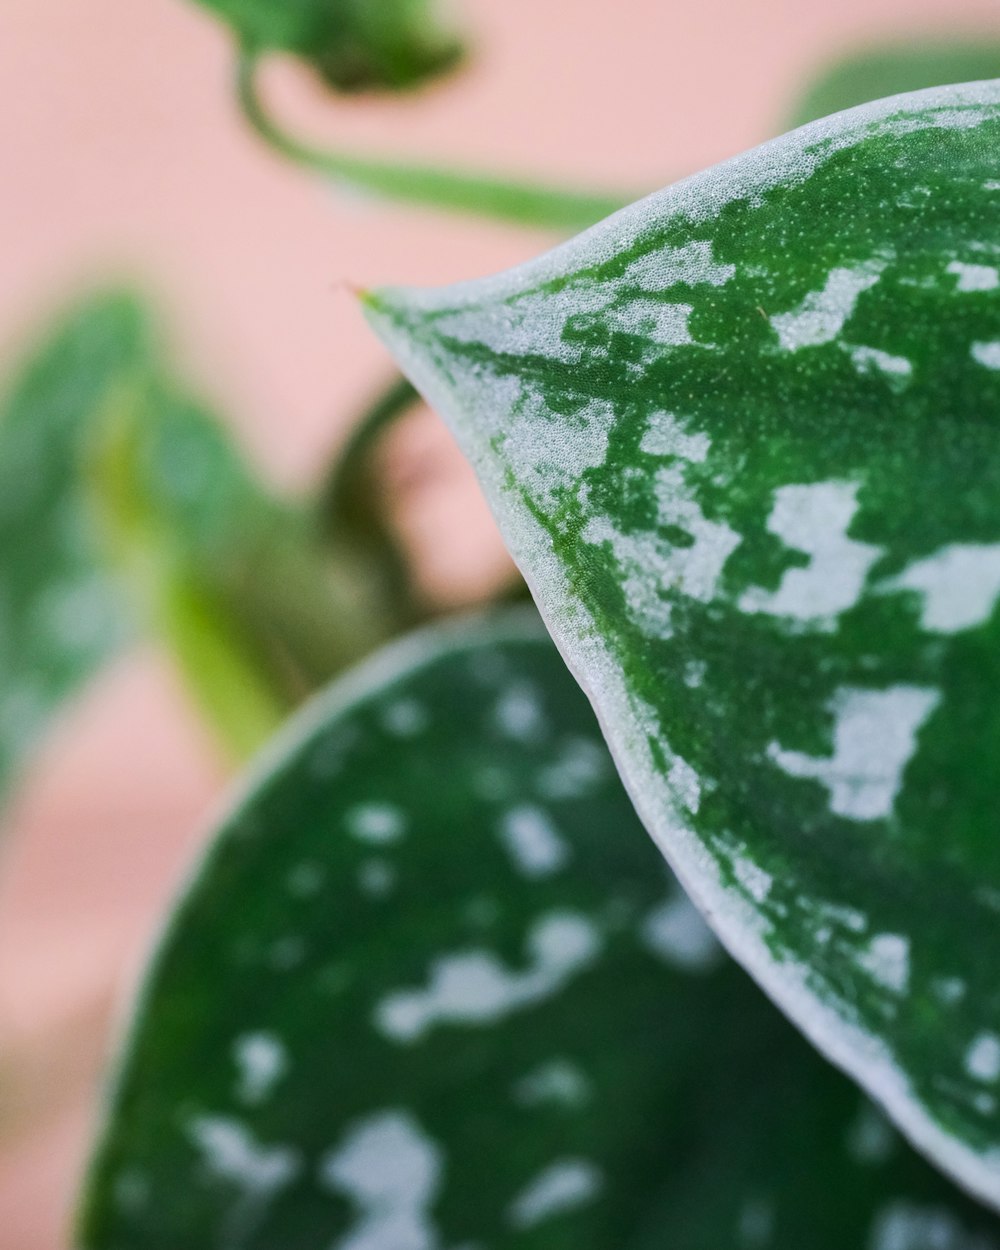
[
  {"x1": 789, "y1": 39, "x2": 1000, "y2": 127},
  {"x1": 0, "y1": 291, "x2": 403, "y2": 786},
  {"x1": 235, "y1": 52, "x2": 634, "y2": 234},
  {"x1": 0, "y1": 295, "x2": 143, "y2": 801},
  {"x1": 194, "y1": 0, "x2": 463, "y2": 93},
  {"x1": 77, "y1": 614, "x2": 1000, "y2": 1247},
  {"x1": 363, "y1": 81, "x2": 1000, "y2": 1207}
]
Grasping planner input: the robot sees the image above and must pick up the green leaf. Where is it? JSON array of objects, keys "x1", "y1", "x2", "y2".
[
  {"x1": 78, "y1": 614, "x2": 1000, "y2": 1247},
  {"x1": 0, "y1": 295, "x2": 143, "y2": 801},
  {"x1": 362, "y1": 81, "x2": 1000, "y2": 1207},
  {"x1": 789, "y1": 39, "x2": 1000, "y2": 127},
  {"x1": 0, "y1": 291, "x2": 397, "y2": 787},
  {"x1": 236, "y1": 52, "x2": 634, "y2": 235},
  {"x1": 196, "y1": 0, "x2": 463, "y2": 93}
]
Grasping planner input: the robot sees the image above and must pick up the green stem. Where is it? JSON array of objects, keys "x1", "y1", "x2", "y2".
[
  {"x1": 318, "y1": 374, "x2": 423, "y2": 625},
  {"x1": 235, "y1": 49, "x2": 633, "y2": 234}
]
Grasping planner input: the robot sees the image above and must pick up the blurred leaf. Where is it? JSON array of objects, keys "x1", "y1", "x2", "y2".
[
  {"x1": 236, "y1": 51, "x2": 634, "y2": 234},
  {"x1": 789, "y1": 38, "x2": 1000, "y2": 127},
  {"x1": 87, "y1": 346, "x2": 417, "y2": 759},
  {"x1": 0, "y1": 295, "x2": 143, "y2": 802},
  {"x1": 86, "y1": 372, "x2": 300, "y2": 758},
  {"x1": 78, "y1": 614, "x2": 1000, "y2": 1248},
  {"x1": 364, "y1": 81, "x2": 1000, "y2": 1208},
  {"x1": 195, "y1": 0, "x2": 463, "y2": 93},
  {"x1": 0, "y1": 291, "x2": 404, "y2": 791}
]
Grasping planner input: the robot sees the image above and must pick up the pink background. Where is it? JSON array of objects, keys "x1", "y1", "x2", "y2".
[{"x1": 1, "y1": 0, "x2": 997, "y2": 1243}]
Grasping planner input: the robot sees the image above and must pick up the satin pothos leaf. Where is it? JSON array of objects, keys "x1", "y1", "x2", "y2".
[
  {"x1": 79, "y1": 615, "x2": 1000, "y2": 1248},
  {"x1": 363, "y1": 81, "x2": 1000, "y2": 1207},
  {"x1": 0, "y1": 295, "x2": 143, "y2": 803},
  {"x1": 0, "y1": 290, "x2": 364, "y2": 791}
]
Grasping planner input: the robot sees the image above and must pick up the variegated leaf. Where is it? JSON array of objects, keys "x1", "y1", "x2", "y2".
[
  {"x1": 79, "y1": 615, "x2": 1000, "y2": 1247},
  {"x1": 0, "y1": 295, "x2": 141, "y2": 803},
  {"x1": 363, "y1": 82, "x2": 1000, "y2": 1207}
]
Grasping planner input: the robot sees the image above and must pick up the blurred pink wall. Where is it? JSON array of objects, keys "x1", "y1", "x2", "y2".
[{"x1": 1, "y1": 0, "x2": 998, "y2": 1244}]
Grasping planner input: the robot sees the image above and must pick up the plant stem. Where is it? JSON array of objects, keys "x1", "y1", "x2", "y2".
[
  {"x1": 235, "y1": 49, "x2": 634, "y2": 234},
  {"x1": 317, "y1": 375, "x2": 423, "y2": 625}
]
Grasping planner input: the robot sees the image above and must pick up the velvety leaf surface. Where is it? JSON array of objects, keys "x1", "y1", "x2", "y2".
[
  {"x1": 80, "y1": 615, "x2": 1000, "y2": 1248},
  {"x1": 0, "y1": 295, "x2": 142, "y2": 801},
  {"x1": 195, "y1": 0, "x2": 463, "y2": 92},
  {"x1": 362, "y1": 82, "x2": 1000, "y2": 1206}
]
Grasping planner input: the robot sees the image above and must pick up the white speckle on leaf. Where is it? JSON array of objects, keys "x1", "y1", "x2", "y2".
[
  {"x1": 738, "y1": 1196, "x2": 775, "y2": 1247},
  {"x1": 733, "y1": 857, "x2": 773, "y2": 904},
  {"x1": 683, "y1": 659, "x2": 707, "y2": 688},
  {"x1": 668, "y1": 754, "x2": 702, "y2": 813},
  {"x1": 433, "y1": 283, "x2": 608, "y2": 365},
  {"x1": 814, "y1": 901, "x2": 869, "y2": 934},
  {"x1": 358, "y1": 858, "x2": 397, "y2": 897},
  {"x1": 498, "y1": 805, "x2": 569, "y2": 878},
  {"x1": 534, "y1": 736, "x2": 609, "y2": 799},
  {"x1": 933, "y1": 977, "x2": 968, "y2": 1006},
  {"x1": 320, "y1": 1110, "x2": 443, "y2": 1250},
  {"x1": 621, "y1": 239, "x2": 735, "y2": 290},
  {"x1": 971, "y1": 341, "x2": 1000, "y2": 369},
  {"x1": 473, "y1": 765, "x2": 513, "y2": 802},
  {"x1": 268, "y1": 936, "x2": 307, "y2": 971},
  {"x1": 771, "y1": 261, "x2": 887, "y2": 351},
  {"x1": 287, "y1": 861, "x2": 325, "y2": 897},
  {"x1": 382, "y1": 698, "x2": 430, "y2": 737},
  {"x1": 868, "y1": 1200, "x2": 995, "y2": 1250},
  {"x1": 768, "y1": 685, "x2": 939, "y2": 821},
  {"x1": 187, "y1": 1116, "x2": 300, "y2": 1240},
  {"x1": 494, "y1": 681, "x2": 547, "y2": 742},
  {"x1": 880, "y1": 543, "x2": 1000, "y2": 633},
  {"x1": 738, "y1": 481, "x2": 882, "y2": 626},
  {"x1": 847, "y1": 1102, "x2": 896, "y2": 1165},
  {"x1": 640, "y1": 410, "x2": 711, "y2": 461},
  {"x1": 375, "y1": 912, "x2": 601, "y2": 1043},
  {"x1": 610, "y1": 299, "x2": 694, "y2": 349},
  {"x1": 948, "y1": 261, "x2": 1000, "y2": 291},
  {"x1": 858, "y1": 934, "x2": 910, "y2": 994},
  {"x1": 346, "y1": 803, "x2": 407, "y2": 845},
  {"x1": 583, "y1": 463, "x2": 740, "y2": 638},
  {"x1": 513, "y1": 1058, "x2": 591, "y2": 1109},
  {"x1": 496, "y1": 389, "x2": 619, "y2": 511},
  {"x1": 233, "y1": 1033, "x2": 288, "y2": 1105},
  {"x1": 507, "y1": 1159, "x2": 603, "y2": 1229},
  {"x1": 641, "y1": 888, "x2": 723, "y2": 972},
  {"x1": 965, "y1": 1034, "x2": 1000, "y2": 1083},
  {"x1": 113, "y1": 1169, "x2": 150, "y2": 1213},
  {"x1": 847, "y1": 345, "x2": 913, "y2": 384}
]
